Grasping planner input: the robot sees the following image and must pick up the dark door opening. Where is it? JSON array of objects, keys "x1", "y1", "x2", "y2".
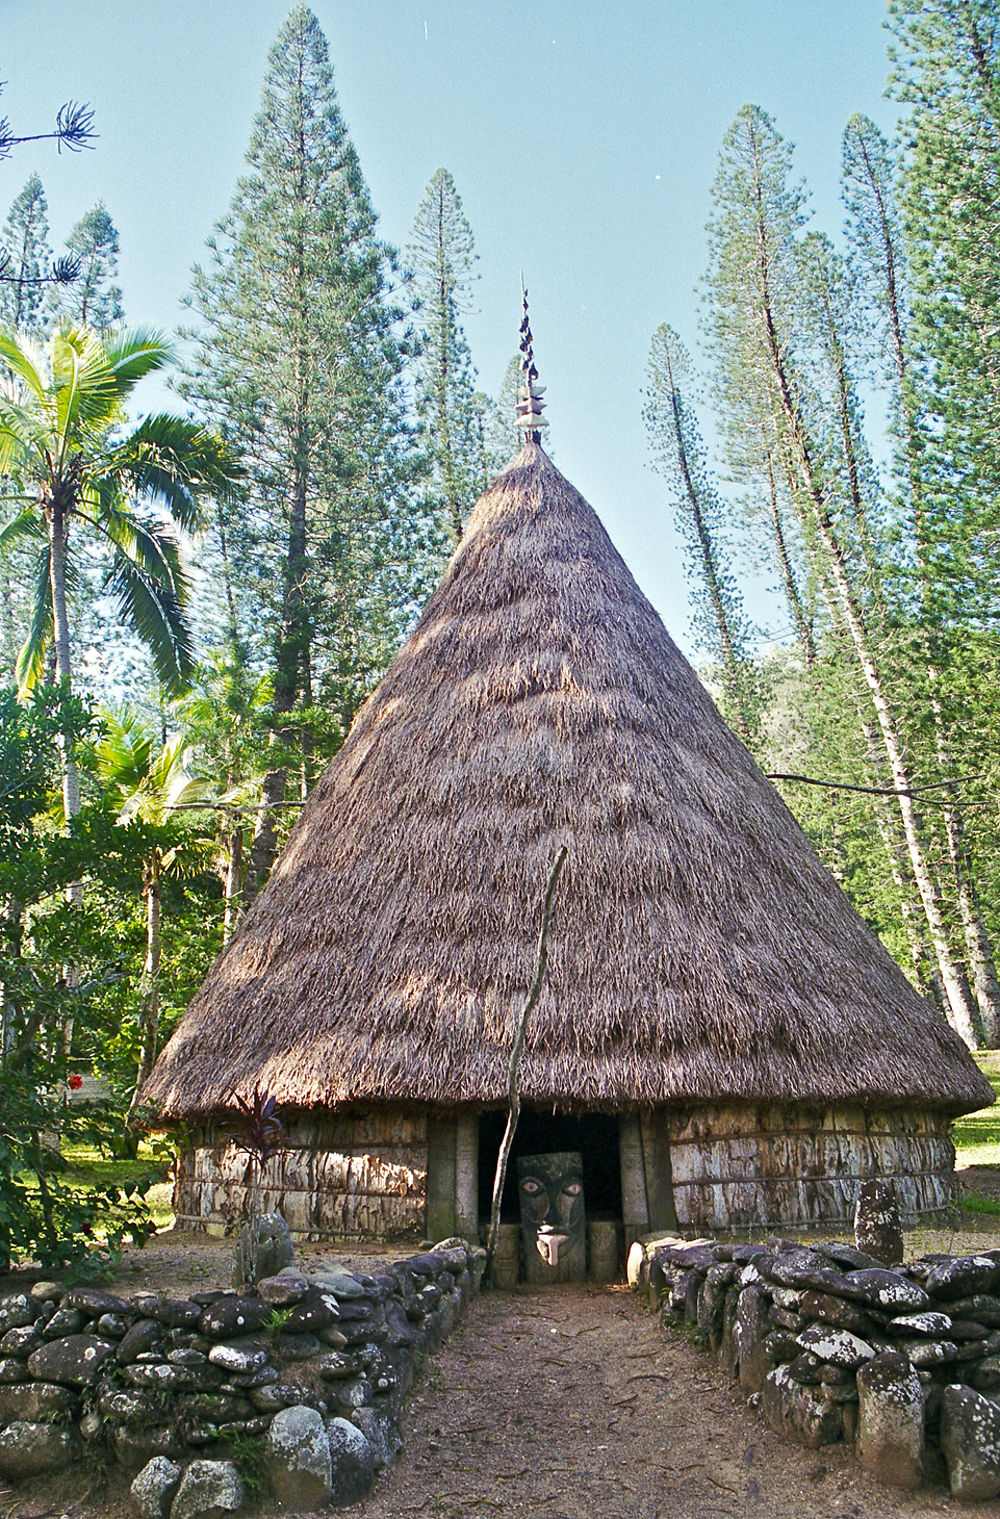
[{"x1": 477, "y1": 1108, "x2": 622, "y2": 1225}]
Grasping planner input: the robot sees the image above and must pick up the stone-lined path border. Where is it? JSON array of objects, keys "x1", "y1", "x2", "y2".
[
  {"x1": 631, "y1": 1232, "x2": 1000, "y2": 1505},
  {"x1": 0, "y1": 1237, "x2": 483, "y2": 1516}
]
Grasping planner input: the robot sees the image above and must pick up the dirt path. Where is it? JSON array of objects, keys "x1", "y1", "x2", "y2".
[{"x1": 360, "y1": 1285, "x2": 981, "y2": 1519}]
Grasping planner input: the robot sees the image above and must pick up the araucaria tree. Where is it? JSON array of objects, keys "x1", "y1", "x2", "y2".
[
  {"x1": 179, "y1": 4, "x2": 428, "y2": 743},
  {"x1": 49, "y1": 201, "x2": 124, "y2": 330},
  {"x1": 407, "y1": 167, "x2": 490, "y2": 542},
  {"x1": 644, "y1": 323, "x2": 763, "y2": 745},
  {"x1": 0, "y1": 174, "x2": 52, "y2": 331},
  {"x1": 704, "y1": 103, "x2": 987, "y2": 1046}
]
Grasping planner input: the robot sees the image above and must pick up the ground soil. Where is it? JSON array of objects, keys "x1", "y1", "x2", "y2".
[{"x1": 4, "y1": 1170, "x2": 1000, "y2": 1519}]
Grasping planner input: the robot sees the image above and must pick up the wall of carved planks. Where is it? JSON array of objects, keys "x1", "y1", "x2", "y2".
[
  {"x1": 668, "y1": 1104, "x2": 955, "y2": 1231},
  {"x1": 173, "y1": 1108, "x2": 429, "y2": 1240},
  {"x1": 172, "y1": 1102, "x2": 955, "y2": 1243}
]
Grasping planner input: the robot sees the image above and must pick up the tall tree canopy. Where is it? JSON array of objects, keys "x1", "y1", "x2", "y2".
[
  {"x1": 178, "y1": 3, "x2": 429, "y2": 739},
  {"x1": 51, "y1": 201, "x2": 124, "y2": 330},
  {"x1": 407, "y1": 167, "x2": 490, "y2": 542},
  {"x1": 0, "y1": 173, "x2": 52, "y2": 331},
  {"x1": 702, "y1": 103, "x2": 991, "y2": 1046},
  {"x1": 644, "y1": 323, "x2": 763, "y2": 744}
]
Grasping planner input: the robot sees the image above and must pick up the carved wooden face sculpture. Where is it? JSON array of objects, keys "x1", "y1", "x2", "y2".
[{"x1": 517, "y1": 1151, "x2": 585, "y2": 1273}]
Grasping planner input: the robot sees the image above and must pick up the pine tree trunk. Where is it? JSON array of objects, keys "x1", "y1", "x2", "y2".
[
  {"x1": 223, "y1": 826, "x2": 244, "y2": 945},
  {"x1": 856, "y1": 713, "x2": 945, "y2": 1005},
  {"x1": 129, "y1": 854, "x2": 162, "y2": 1114},
  {"x1": 749, "y1": 186, "x2": 981, "y2": 1041},
  {"x1": 943, "y1": 783, "x2": 1000, "y2": 1044},
  {"x1": 242, "y1": 768, "x2": 287, "y2": 913},
  {"x1": 765, "y1": 451, "x2": 815, "y2": 666}
]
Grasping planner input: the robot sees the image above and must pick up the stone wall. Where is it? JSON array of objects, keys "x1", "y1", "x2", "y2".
[
  {"x1": 631, "y1": 1231, "x2": 1000, "y2": 1500},
  {"x1": 0, "y1": 1238, "x2": 482, "y2": 1514},
  {"x1": 174, "y1": 1109, "x2": 428, "y2": 1241},
  {"x1": 668, "y1": 1105, "x2": 955, "y2": 1230}
]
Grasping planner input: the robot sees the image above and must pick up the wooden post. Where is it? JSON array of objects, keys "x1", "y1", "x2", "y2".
[
  {"x1": 640, "y1": 1110, "x2": 678, "y2": 1232},
  {"x1": 455, "y1": 1114, "x2": 479, "y2": 1240},
  {"x1": 426, "y1": 1116, "x2": 457, "y2": 1241},
  {"x1": 485, "y1": 845, "x2": 569, "y2": 1281},
  {"x1": 619, "y1": 1113, "x2": 650, "y2": 1250}
]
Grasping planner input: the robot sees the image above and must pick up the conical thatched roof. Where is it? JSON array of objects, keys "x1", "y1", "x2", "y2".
[{"x1": 147, "y1": 444, "x2": 992, "y2": 1119}]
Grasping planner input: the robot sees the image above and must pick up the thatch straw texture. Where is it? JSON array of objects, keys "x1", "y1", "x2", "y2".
[{"x1": 146, "y1": 444, "x2": 992, "y2": 1119}]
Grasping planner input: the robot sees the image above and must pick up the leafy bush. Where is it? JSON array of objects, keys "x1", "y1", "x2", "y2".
[{"x1": 0, "y1": 687, "x2": 165, "y2": 1271}]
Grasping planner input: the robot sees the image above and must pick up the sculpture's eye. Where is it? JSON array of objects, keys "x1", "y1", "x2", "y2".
[
  {"x1": 563, "y1": 1182, "x2": 582, "y2": 1196},
  {"x1": 521, "y1": 1179, "x2": 543, "y2": 1195}
]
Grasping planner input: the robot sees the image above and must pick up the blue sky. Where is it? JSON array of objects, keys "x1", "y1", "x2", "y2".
[{"x1": 3, "y1": 0, "x2": 898, "y2": 657}]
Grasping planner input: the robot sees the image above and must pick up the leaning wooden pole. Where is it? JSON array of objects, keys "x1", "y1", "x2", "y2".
[{"x1": 485, "y1": 845, "x2": 568, "y2": 1283}]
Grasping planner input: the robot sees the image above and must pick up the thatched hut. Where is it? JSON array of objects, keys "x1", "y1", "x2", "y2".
[{"x1": 146, "y1": 441, "x2": 992, "y2": 1247}]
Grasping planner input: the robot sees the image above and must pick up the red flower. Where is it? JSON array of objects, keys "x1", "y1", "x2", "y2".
[{"x1": 68, "y1": 1074, "x2": 83, "y2": 1091}]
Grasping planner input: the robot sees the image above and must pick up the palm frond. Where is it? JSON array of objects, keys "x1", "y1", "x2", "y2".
[
  {"x1": 105, "y1": 414, "x2": 240, "y2": 532},
  {"x1": 100, "y1": 327, "x2": 174, "y2": 395},
  {"x1": 0, "y1": 393, "x2": 53, "y2": 475},
  {"x1": 86, "y1": 498, "x2": 186, "y2": 596},
  {"x1": 0, "y1": 507, "x2": 44, "y2": 553},
  {"x1": 161, "y1": 835, "x2": 217, "y2": 880},
  {"x1": 15, "y1": 545, "x2": 54, "y2": 694},
  {"x1": 105, "y1": 541, "x2": 196, "y2": 698},
  {"x1": 95, "y1": 707, "x2": 155, "y2": 801},
  {"x1": 51, "y1": 326, "x2": 120, "y2": 443},
  {"x1": 0, "y1": 328, "x2": 50, "y2": 403}
]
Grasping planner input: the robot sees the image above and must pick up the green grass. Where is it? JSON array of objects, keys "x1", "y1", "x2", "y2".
[
  {"x1": 952, "y1": 1052, "x2": 1000, "y2": 1166},
  {"x1": 57, "y1": 1141, "x2": 175, "y2": 1232},
  {"x1": 962, "y1": 1192, "x2": 1000, "y2": 1217}
]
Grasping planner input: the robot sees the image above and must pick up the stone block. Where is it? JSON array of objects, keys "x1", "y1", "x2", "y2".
[
  {"x1": 941, "y1": 1383, "x2": 1000, "y2": 1501},
  {"x1": 795, "y1": 1324, "x2": 876, "y2": 1370},
  {"x1": 265, "y1": 1404, "x2": 332, "y2": 1510},
  {"x1": 0, "y1": 1420, "x2": 77, "y2": 1477},
  {"x1": 231, "y1": 1212, "x2": 294, "y2": 1288},
  {"x1": 0, "y1": 1382, "x2": 77, "y2": 1423},
  {"x1": 762, "y1": 1365, "x2": 844, "y2": 1448},
  {"x1": 326, "y1": 1416, "x2": 375, "y2": 1506},
  {"x1": 0, "y1": 1295, "x2": 33, "y2": 1333},
  {"x1": 854, "y1": 1179, "x2": 903, "y2": 1267},
  {"x1": 736, "y1": 1286, "x2": 772, "y2": 1396},
  {"x1": 26, "y1": 1332, "x2": 115, "y2": 1385},
  {"x1": 353, "y1": 1405, "x2": 403, "y2": 1469},
  {"x1": 130, "y1": 1457, "x2": 183, "y2": 1519},
  {"x1": 169, "y1": 1459, "x2": 245, "y2": 1519},
  {"x1": 856, "y1": 1351, "x2": 924, "y2": 1491}
]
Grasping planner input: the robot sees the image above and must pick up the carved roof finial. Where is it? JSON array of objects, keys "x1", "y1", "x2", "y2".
[{"x1": 515, "y1": 277, "x2": 547, "y2": 445}]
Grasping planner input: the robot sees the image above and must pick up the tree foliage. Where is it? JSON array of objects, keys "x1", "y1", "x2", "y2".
[
  {"x1": 407, "y1": 167, "x2": 490, "y2": 542},
  {"x1": 177, "y1": 3, "x2": 432, "y2": 740}
]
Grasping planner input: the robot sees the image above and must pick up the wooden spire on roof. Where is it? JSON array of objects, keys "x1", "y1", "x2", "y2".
[{"x1": 515, "y1": 280, "x2": 548, "y2": 444}]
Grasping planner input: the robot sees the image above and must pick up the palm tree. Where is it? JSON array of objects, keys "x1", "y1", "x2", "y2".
[
  {"x1": 95, "y1": 707, "x2": 214, "y2": 1110},
  {"x1": 176, "y1": 652, "x2": 274, "y2": 942},
  {"x1": 0, "y1": 324, "x2": 236, "y2": 821}
]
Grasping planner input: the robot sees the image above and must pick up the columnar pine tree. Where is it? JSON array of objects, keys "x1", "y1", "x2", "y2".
[
  {"x1": 407, "y1": 168, "x2": 489, "y2": 542},
  {"x1": 705, "y1": 103, "x2": 982, "y2": 1044},
  {"x1": 889, "y1": 0, "x2": 1000, "y2": 614},
  {"x1": 482, "y1": 354, "x2": 524, "y2": 476},
  {"x1": 0, "y1": 174, "x2": 52, "y2": 330},
  {"x1": 178, "y1": 4, "x2": 430, "y2": 906},
  {"x1": 49, "y1": 202, "x2": 124, "y2": 329},
  {"x1": 842, "y1": 106, "x2": 1000, "y2": 1042},
  {"x1": 643, "y1": 324, "x2": 763, "y2": 745}
]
